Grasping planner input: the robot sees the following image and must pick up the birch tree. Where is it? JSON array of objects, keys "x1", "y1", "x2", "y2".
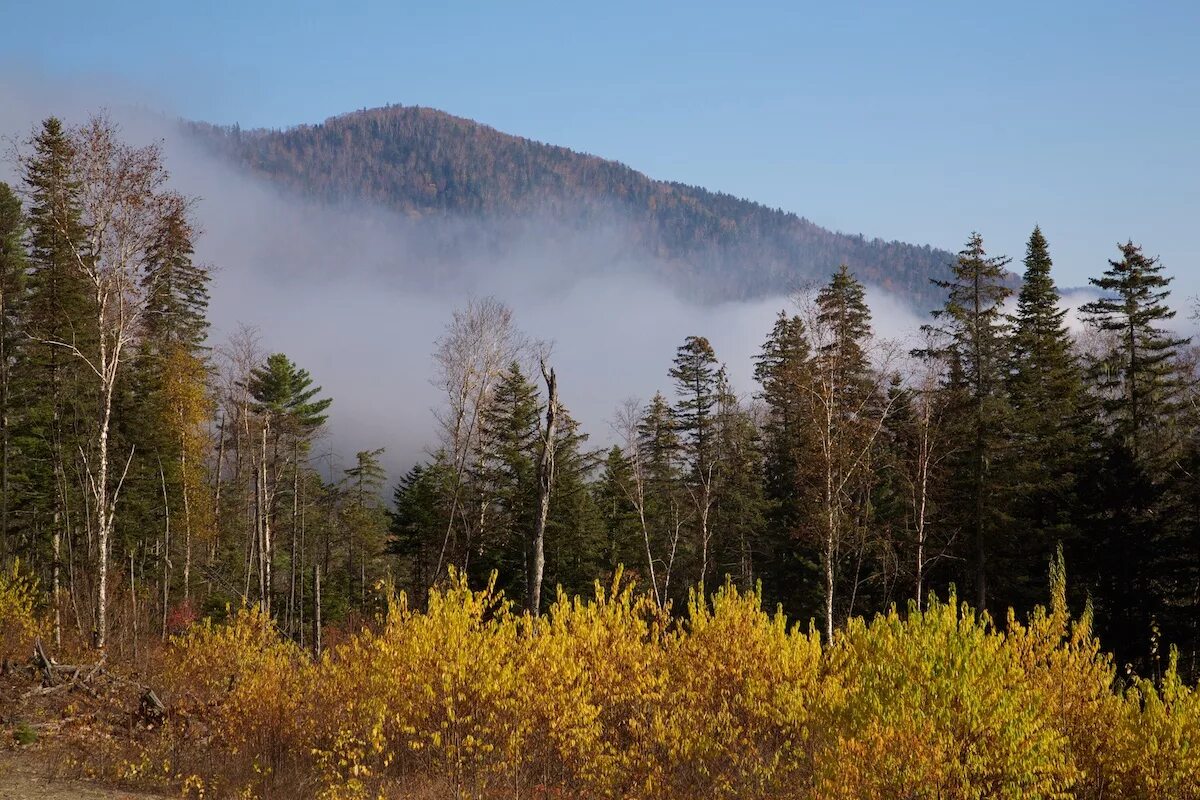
[{"x1": 21, "y1": 116, "x2": 182, "y2": 648}]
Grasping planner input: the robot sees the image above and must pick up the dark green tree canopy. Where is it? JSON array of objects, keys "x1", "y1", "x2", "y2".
[
  {"x1": 246, "y1": 352, "x2": 333, "y2": 433},
  {"x1": 1080, "y1": 241, "x2": 1190, "y2": 459}
]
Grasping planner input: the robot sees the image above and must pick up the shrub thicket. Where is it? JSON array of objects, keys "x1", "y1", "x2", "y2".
[{"x1": 6, "y1": 561, "x2": 1197, "y2": 799}]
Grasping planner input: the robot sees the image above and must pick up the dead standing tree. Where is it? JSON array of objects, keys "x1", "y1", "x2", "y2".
[{"x1": 527, "y1": 359, "x2": 557, "y2": 615}]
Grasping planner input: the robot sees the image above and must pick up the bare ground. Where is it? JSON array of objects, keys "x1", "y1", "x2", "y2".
[{"x1": 0, "y1": 749, "x2": 164, "y2": 800}]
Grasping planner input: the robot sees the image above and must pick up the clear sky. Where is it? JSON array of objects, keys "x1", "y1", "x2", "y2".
[{"x1": 7, "y1": 0, "x2": 1200, "y2": 294}]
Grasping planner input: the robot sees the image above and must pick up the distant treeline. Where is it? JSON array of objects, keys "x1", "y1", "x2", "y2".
[{"x1": 1, "y1": 114, "x2": 1198, "y2": 684}]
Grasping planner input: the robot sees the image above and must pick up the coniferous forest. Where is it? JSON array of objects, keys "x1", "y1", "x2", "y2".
[{"x1": 3, "y1": 114, "x2": 1200, "y2": 798}]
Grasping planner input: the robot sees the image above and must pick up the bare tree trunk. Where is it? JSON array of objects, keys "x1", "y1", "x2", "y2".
[
  {"x1": 258, "y1": 425, "x2": 271, "y2": 614},
  {"x1": 130, "y1": 552, "x2": 138, "y2": 661},
  {"x1": 94, "y1": 371, "x2": 114, "y2": 649},
  {"x1": 158, "y1": 457, "x2": 171, "y2": 639},
  {"x1": 289, "y1": 440, "x2": 299, "y2": 634},
  {"x1": 181, "y1": 434, "x2": 193, "y2": 601},
  {"x1": 528, "y1": 363, "x2": 557, "y2": 615},
  {"x1": 312, "y1": 563, "x2": 322, "y2": 659}
]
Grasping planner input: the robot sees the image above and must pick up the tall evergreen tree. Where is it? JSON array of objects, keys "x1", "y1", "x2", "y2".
[
  {"x1": 593, "y1": 446, "x2": 642, "y2": 576},
  {"x1": 342, "y1": 448, "x2": 389, "y2": 610},
  {"x1": 0, "y1": 183, "x2": 28, "y2": 560},
  {"x1": 246, "y1": 353, "x2": 332, "y2": 615},
  {"x1": 809, "y1": 265, "x2": 889, "y2": 638},
  {"x1": 1078, "y1": 241, "x2": 1190, "y2": 670},
  {"x1": 1001, "y1": 226, "x2": 1085, "y2": 613},
  {"x1": 754, "y1": 311, "x2": 819, "y2": 618},
  {"x1": 18, "y1": 117, "x2": 96, "y2": 642},
  {"x1": 389, "y1": 459, "x2": 453, "y2": 599},
  {"x1": 1080, "y1": 241, "x2": 1190, "y2": 462},
  {"x1": 920, "y1": 233, "x2": 1013, "y2": 612},
  {"x1": 712, "y1": 374, "x2": 766, "y2": 590},
  {"x1": 473, "y1": 361, "x2": 540, "y2": 595},
  {"x1": 669, "y1": 336, "x2": 720, "y2": 586},
  {"x1": 636, "y1": 391, "x2": 686, "y2": 602}
]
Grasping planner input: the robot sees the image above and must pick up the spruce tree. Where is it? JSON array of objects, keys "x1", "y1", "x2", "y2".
[
  {"x1": 753, "y1": 311, "x2": 819, "y2": 617},
  {"x1": 1080, "y1": 241, "x2": 1190, "y2": 461},
  {"x1": 593, "y1": 446, "x2": 642, "y2": 576},
  {"x1": 636, "y1": 391, "x2": 685, "y2": 601},
  {"x1": 17, "y1": 118, "x2": 95, "y2": 636},
  {"x1": 1078, "y1": 241, "x2": 1190, "y2": 670},
  {"x1": 1001, "y1": 226, "x2": 1084, "y2": 613},
  {"x1": 473, "y1": 361, "x2": 540, "y2": 594},
  {"x1": 0, "y1": 183, "x2": 28, "y2": 558},
  {"x1": 389, "y1": 460, "x2": 453, "y2": 597},
  {"x1": 810, "y1": 265, "x2": 887, "y2": 638},
  {"x1": 543, "y1": 408, "x2": 604, "y2": 599},
  {"x1": 921, "y1": 233, "x2": 1013, "y2": 611},
  {"x1": 669, "y1": 336, "x2": 720, "y2": 586},
  {"x1": 712, "y1": 374, "x2": 766, "y2": 590}
]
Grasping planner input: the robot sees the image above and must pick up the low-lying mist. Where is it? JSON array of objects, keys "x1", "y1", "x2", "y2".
[{"x1": 7, "y1": 73, "x2": 1106, "y2": 485}]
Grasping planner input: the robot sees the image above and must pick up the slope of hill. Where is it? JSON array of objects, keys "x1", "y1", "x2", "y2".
[{"x1": 186, "y1": 105, "x2": 952, "y2": 306}]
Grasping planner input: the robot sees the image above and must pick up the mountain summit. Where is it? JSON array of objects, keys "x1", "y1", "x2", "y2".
[{"x1": 187, "y1": 105, "x2": 951, "y2": 306}]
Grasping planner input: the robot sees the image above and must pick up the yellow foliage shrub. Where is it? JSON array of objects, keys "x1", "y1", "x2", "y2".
[
  {"x1": 817, "y1": 595, "x2": 1075, "y2": 799},
  {"x1": 0, "y1": 560, "x2": 45, "y2": 662},
  {"x1": 149, "y1": 566, "x2": 1200, "y2": 800},
  {"x1": 164, "y1": 605, "x2": 309, "y2": 792}
]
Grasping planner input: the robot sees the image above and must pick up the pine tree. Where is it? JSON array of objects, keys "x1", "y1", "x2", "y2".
[
  {"x1": 245, "y1": 353, "x2": 332, "y2": 615},
  {"x1": 342, "y1": 448, "x2": 389, "y2": 610},
  {"x1": 921, "y1": 233, "x2": 1013, "y2": 612}
]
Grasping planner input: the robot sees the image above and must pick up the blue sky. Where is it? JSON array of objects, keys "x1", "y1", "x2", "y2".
[{"x1": 7, "y1": 0, "x2": 1200, "y2": 295}]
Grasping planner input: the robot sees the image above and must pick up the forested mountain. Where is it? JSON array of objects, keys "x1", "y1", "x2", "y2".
[{"x1": 185, "y1": 105, "x2": 952, "y2": 305}]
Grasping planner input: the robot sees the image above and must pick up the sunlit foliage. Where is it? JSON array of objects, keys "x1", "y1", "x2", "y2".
[{"x1": 140, "y1": 564, "x2": 1200, "y2": 800}]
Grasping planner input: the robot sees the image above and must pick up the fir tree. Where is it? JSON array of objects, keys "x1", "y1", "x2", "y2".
[
  {"x1": 753, "y1": 311, "x2": 819, "y2": 617},
  {"x1": 1078, "y1": 241, "x2": 1190, "y2": 670},
  {"x1": 669, "y1": 336, "x2": 720, "y2": 586},
  {"x1": 637, "y1": 391, "x2": 686, "y2": 601},
  {"x1": 17, "y1": 118, "x2": 95, "y2": 641},
  {"x1": 0, "y1": 183, "x2": 27, "y2": 557},
  {"x1": 1001, "y1": 226, "x2": 1085, "y2": 613},
  {"x1": 1080, "y1": 241, "x2": 1190, "y2": 462},
  {"x1": 473, "y1": 361, "x2": 541, "y2": 594}
]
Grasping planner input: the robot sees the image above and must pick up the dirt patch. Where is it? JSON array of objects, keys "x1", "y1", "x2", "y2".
[{"x1": 0, "y1": 749, "x2": 164, "y2": 800}]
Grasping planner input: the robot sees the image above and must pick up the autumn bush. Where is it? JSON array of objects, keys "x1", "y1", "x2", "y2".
[
  {"x1": 0, "y1": 560, "x2": 45, "y2": 663},
  {"x1": 142, "y1": 563, "x2": 1200, "y2": 800}
]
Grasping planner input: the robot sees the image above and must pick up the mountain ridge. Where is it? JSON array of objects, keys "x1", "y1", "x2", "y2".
[{"x1": 185, "y1": 104, "x2": 954, "y2": 307}]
